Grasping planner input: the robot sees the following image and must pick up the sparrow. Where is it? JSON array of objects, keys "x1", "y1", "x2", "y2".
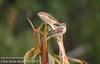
[{"x1": 37, "y1": 11, "x2": 66, "y2": 39}]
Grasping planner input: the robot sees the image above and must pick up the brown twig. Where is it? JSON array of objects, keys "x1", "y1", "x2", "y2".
[{"x1": 56, "y1": 36, "x2": 69, "y2": 64}]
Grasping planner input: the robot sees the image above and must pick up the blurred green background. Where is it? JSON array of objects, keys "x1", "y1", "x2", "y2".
[{"x1": 0, "y1": 0, "x2": 100, "y2": 64}]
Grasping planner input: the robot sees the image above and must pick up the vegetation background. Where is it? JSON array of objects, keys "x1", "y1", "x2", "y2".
[{"x1": 0, "y1": 0, "x2": 100, "y2": 64}]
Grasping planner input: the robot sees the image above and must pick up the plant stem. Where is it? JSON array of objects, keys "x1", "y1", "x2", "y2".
[
  {"x1": 57, "y1": 36, "x2": 69, "y2": 64},
  {"x1": 41, "y1": 24, "x2": 48, "y2": 64}
]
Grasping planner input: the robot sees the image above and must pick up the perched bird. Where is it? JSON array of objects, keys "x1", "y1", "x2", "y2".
[{"x1": 37, "y1": 11, "x2": 67, "y2": 39}]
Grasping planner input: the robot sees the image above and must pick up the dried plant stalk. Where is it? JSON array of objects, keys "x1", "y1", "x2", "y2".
[
  {"x1": 41, "y1": 24, "x2": 48, "y2": 64},
  {"x1": 37, "y1": 11, "x2": 69, "y2": 64},
  {"x1": 56, "y1": 36, "x2": 69, "y2": 64},
  {"x1": 24, "y1": 18, "x2": 41, "y2": 64}
]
